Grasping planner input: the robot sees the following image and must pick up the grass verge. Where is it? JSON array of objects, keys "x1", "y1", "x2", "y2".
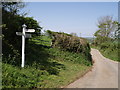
[
  {"x1": 2, "y1": 35, "x2": 92, "y2": 88},
  {"x1": 3, "y1": 61, "x2": 92, "y2": 88},
  {"x1": 91, "y1": 45, "x2": 119, "y2": 62}
]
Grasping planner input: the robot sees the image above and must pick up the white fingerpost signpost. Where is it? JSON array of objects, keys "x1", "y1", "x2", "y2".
[{"x1": 16, "y1": 24, "x2": 35, "y2": 68}]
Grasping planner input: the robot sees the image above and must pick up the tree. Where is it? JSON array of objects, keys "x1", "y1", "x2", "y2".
[
  {"x1": 95, "y1": 16, "x2": 118, "y2": 38},
  {"x1": 2, "y1": 1, "x2": 25, "y2": 15},
  {"x1": 2, "y1": 2, "x2": 26, "y2": 64},
  {"x1": 114, "y1": 23, "x2": 120, "y2": 40},
  {"x1": 22, "y1": 17, "x2": 42, "y2": 36},
  {"x1": 94, "y1": 16, "x2": 118, "y2": 44},
  {"x1": 2, "y1": 1, "x2": 42, "y2": 65}
]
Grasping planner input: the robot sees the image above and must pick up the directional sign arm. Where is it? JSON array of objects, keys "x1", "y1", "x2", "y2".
[
  {"x1": 25, "y1": 34, "x2": 32, "y2": 38},
  {"x1": 16, "y1": 32, "x2": 23, "y2": 36},
  {"x1": 25, "y1": 29, "x2": 35, "y2": 32}
]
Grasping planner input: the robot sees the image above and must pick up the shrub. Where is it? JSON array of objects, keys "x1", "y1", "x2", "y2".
[{"x1": 46, "y1": 31, "x2": 92, "y2": 61}]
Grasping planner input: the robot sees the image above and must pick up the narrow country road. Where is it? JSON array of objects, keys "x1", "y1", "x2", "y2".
[{"x1": 66, "y1": 48, "x2": 118, "y2": 88}]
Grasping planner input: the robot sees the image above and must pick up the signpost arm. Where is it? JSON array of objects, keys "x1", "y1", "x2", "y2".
[{"x1": 22, "y1": 24, "x2": 27, "y2": 67}]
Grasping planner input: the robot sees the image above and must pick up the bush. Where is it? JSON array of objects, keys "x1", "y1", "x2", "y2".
[
  {"x1": 47, "y1": 31, "x2": 90, "y2": 52},
  {"x1": 46, "y1": 31, "x2": 92, "y2": 61}
]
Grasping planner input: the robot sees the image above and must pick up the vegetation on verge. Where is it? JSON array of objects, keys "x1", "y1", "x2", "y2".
[
  {"x1": 91, "y1": 41, "x2": 119, "y2": 61},
  {"x1": 3, "y1": 36, "x2": 92, "y2": 88},
  {"x1": 92, "y1": 16, "x2": 119, "y2": 62},
  {"x1": 46, "y1": 30, "x2": 92, "y2": 61}
]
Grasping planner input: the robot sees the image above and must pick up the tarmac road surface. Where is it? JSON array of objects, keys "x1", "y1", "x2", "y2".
[{"x1": 66, "y1": 48, "x2": 118, "y2": 88}]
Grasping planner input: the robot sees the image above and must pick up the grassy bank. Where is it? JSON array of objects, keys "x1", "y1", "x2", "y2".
[
  {"x1": 91, "y1": 42, "x2": 119, "y2": 62},
  {"x1": 2, "y1": 35, "x2": 92, "y2": 88},
  {"x1": 99, "y1": 48, "x2": 118, "y2": 61},
  {"x1": 3, "y1": 61, "x2": 91, "y2": 88}
]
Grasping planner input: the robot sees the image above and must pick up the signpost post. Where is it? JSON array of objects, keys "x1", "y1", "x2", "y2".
[{"x1": 16, "y1": 24, "x2": 35, "y2": 68}]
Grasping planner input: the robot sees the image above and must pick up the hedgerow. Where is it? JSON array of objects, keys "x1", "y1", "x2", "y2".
[{"x1": 46, "y1": 30, "x2": 92, "y2": 61}]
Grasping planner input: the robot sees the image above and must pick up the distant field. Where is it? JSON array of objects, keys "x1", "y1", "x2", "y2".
[{"x1": 84, "y1": 37, "x2": 94, "y2": 44}]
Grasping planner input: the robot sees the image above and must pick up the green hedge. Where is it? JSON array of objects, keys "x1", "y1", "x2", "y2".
[{"x1": 46, "y1": 31, "x2": 92, "y2": 61}]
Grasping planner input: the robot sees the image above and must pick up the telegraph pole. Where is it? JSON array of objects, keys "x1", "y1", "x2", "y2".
[{"x1": 80, "y1": 33, "x2": 81, "y2": 37}]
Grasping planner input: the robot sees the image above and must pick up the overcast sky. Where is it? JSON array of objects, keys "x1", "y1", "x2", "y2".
[{"x1": 22, "y1": 2, "x2": 118, "y2": 37}]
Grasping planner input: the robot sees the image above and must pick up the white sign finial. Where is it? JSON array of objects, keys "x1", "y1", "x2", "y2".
[{"x1": 22, "y1": 24, "x2": 27, "y2": 28}]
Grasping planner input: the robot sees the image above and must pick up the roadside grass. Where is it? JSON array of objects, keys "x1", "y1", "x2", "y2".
[
  {"x1": 3, "y1": 61, "x2": 91, "y2": 88},
  {"x1": 2, "y1": 35, "x2": 92, "y2": 88},
  {"x1": 99, "y1": 48, "x2": 119, "y2": 61},
  {"x1": 42, "y1": 61, "x2": 91, "y2": 88},
  {"x1": 91, "y1": 44, "x2": 119, "y2": 62}
]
